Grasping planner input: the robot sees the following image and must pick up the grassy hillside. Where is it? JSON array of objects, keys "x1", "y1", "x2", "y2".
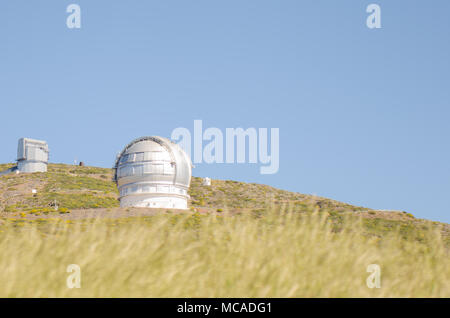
[
  {"x1": 0, "y1": 163, "x2": 365, "y2": 213},
  {"x1": 0, "y1": 163, "x2": 448, "y2": 297},
  {"x1": 0, "y1": 210, "x2": 448, "y2": 297},
  {"x1": 0, "y1": 163, "x2": 448, "y2": 245},
  {"x1": 0, "y1": 163, "x2": 117, "y2": 212}
]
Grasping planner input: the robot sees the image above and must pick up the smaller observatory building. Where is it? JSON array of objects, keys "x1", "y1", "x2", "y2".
[
  {"x1": 114, "y1": 136, "x2": 192, "y2": 209},
  {"x1": 17, "y1": 138, "x2": 49, "y2": 173}
]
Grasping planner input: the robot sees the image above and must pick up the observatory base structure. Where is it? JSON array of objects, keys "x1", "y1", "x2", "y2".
[
  {"x1": 119, "y1": 194, "x2": 189, "y2": 209},
  {"x1": 114, "y1": 136, "x2": 192, "y2": 210},
  {"x1": 17, "y1": 160, "x2": 47, "y2": 173}
]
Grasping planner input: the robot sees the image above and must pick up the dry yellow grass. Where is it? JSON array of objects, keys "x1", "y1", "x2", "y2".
[{"x1": 0, "y1": 210, "x2": 448, "y2": 297}]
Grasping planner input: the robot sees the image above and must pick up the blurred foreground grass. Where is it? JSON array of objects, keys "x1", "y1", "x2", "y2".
[{"x1": 0, "y1": 209, "x2": 448, "y2": 297}]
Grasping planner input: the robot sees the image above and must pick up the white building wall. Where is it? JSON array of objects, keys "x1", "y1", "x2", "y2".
[
  {"x1": 120, "y1": 195, "x2": 188, "y2": 209},
  {"x1": 17, "y1": 161, "x2": 47, "y2": 173},
  {"x1": 202, "y1": 177, "x2": 211, "y2": 186}
]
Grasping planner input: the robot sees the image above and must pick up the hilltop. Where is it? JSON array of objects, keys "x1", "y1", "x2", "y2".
[{"x1": 0, "y1": 163, "x2": 448, "y2": 245}]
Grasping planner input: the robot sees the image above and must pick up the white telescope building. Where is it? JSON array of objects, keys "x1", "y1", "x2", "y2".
[
  {"x1": 114, "y1": 136, "x2": 192, "y2": 209},
  {"x1": 17, "y1": 138, "x2": 49, "y2": 173}
]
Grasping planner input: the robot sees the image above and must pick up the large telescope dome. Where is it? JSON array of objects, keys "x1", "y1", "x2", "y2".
[{"x1": 114, "y1": 136, "x2": 192, "y2": 209}]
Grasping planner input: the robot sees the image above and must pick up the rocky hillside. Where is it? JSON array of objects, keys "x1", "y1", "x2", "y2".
[
  {"x1": 0, "y1": 163, "x2": 448, "y2": 245},
  {"x1": 0, "y1": 163, "x2": 367, "y2": 213}
]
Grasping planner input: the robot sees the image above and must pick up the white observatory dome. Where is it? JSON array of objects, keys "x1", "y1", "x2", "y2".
[{"x1": 114, "y1": 136, "x2": 192, "y2": 209}]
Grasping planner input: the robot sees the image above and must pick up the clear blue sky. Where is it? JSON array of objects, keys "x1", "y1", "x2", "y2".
[{"x1": 1, "y1": 1, "x2": 449, "y2": 222}]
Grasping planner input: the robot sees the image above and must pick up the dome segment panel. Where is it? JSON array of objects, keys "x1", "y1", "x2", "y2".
[{"x1": 157, "y1": 137, "x2": 192, "y2": 188}]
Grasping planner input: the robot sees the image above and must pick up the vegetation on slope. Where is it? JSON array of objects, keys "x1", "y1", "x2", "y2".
[
  {"x1": 1, "y1": 163, "x2": 367, "y2": 213},
  {"x1": 0, "y1": 210, "x2": 447, "y2": 297},
  {"x1": 0, "y1": 164, "x2": 118, "y2": 212},
  {"x1": 0, "y1": 163, "x2": 449, "y2": 247},
  {"x1": 0, "y1": 163, "x2": 449, "y2": 297}
]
